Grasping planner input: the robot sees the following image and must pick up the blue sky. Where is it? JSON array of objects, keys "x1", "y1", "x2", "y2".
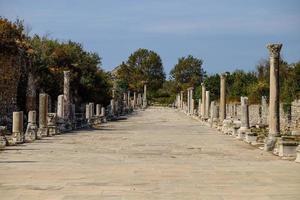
[{"x1": 1, "y1": 0, "x2": 299, "y2": 75}]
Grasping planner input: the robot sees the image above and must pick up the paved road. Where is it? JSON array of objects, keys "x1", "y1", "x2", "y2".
[{"x1": 0, "y1": 107, "x2": 299, "y2": 200}]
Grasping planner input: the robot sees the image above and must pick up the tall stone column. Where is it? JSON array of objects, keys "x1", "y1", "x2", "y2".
[
  {"x1": 201, "y1": 83, "x2": 206, "y2": 118},
  {"x1": 13, "y1": 111, "x2": 23, "y2": 143},
  {"x1": 142, "y1": 84, "x2": 147, "y2": 108},
  {"x1": 187, "y1": 88, "x2": 190, "y2": 114},
  {"x1": 25, "y1": 110, "x2": 37, "y2": 141},
  {"x1": 240, "y1": 97, "x2": 250, "y2": 130},
  {"x1": 57, "y1": 95, "x2": 64, "y2": 118},
  {"x1": 210, "y1": 101, "x2": 216, "y2": 127},
  {"x1": 26, "y1": 71, "x2": 36, "y2": 112},
  {"x1": 96, "y1": 104, "x2": 101, "y2": 116},
  {"x1": 198, "y1": 99, "x2": 202, "y2": 116},
  {"x1": 37, "y1": 93, "x2": 48, "y2": 138},
  {"x1": 220, "y1": 73, "x2": 226, "y2": 122},
  {"x1": 190, "y1": 88, "x2": 194, "y2": 114},
  {"x1": 110, "y1": 99, "x2": 115, "y2": 115},
  {"x1": 85, "y1": 104, "x2": 91, "y2": 122},
  {"x1": 137, "y1": 93, "x2": 141, "y2": 107},
  {"x1": 265, "y1": 43, "x2": 282, "y2": 151},
  {"x1": 180, "y1": 91, "x2": 184, "y2": 109},
  {"x1": 101, "y1": 107, "x2": 105, "y2": 116},
  {"x1": 39, "y1": 93, "x2": 48, "y2": 128},
  {"x1": 133, "y1": 92, "x2": 137, "y2": 108},
  {"x1": 205, "y1": 91, "x2": 210, "y2": 119},
  {"x1": 63, "y1": 71, "x2": 71, "y2": 120},
  {"x1": 127, "y1": 91, "x2": 131, "y2": 108}
]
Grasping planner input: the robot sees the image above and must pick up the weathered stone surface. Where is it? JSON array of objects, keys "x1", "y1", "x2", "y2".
[{"x1": 1, "y1": 108, "x2": 300, "y2": 199}]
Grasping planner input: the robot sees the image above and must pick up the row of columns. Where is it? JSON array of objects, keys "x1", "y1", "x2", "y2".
[{"x1": 175, "y1": 43, "x2": 290, "y2": 150}]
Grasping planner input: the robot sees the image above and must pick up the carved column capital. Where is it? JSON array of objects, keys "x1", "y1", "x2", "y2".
[{"x1": 267, "y1": 43, "x2": 282, "y2": 58}]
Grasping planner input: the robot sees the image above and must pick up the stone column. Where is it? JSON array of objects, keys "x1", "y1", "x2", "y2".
[
  {"x1": 57, "y1": 95, "x2": 64, "y2": 118},
  {"x1": 89, "y1": 103, "x2": 94, "y2": 117},
  {"x1": 26, "y1": 71, "x2": 37, "y2": 112},
  {"x1": 205, "y1": 91, "x2": 210, "y2": 119},
  {"x1": 85, "y1": 104, "x2": 90, "y2": 120},
  {"x1": 143, "y1": 84, "x2": 147, "y2": 108},
  {"x1": 261, "y1": 96, "x2": 268, "y2": 125},
  {"x1": 123, "y1": 93, "x2": 127, "y2": 107},
  {"x1": 13, "y1": 111, "x2": 23, "y2": 143},
  {"x1": 201, "y1": 83, "x2": 206, "y2": 118},
  {"x1": 63, "y1": 70, "x2": 71, "y2": 120},
  {"x1": 39, "y1": 93, "x2": 48, "y2": 129},
  {"x1": 101, "y1": 107, "x2": 105, "y2": 117},
  {"x1": 190, "y1": 88, "x2": 194, "y2": 114},
  {"x1": 265, "y1": 43, "x2": 282, "y2": 151},
  {"x1": 198, "y1": 99, "x2": 202, "y2": 116},
  {"x1": 37, "y1": 93, "x2": 48, "y2": 138},
  {"x1": 96, "y1": 104, "x2": 101, "y2": 116},
  {"x1": 127, "y1": 91, "x2": 131, "y2": 108},
  {"x1": 25, "y1": 110, "x2": 38, "y2": 141},
  {"x1": 180, "y1": 91, "x2": 184, "y2": 109},
  {"x1": 187, "y1": 88, "x2": 190, "y2": 114},
  {"x1": 240, "y1": 97, "x2": 250, "y2": 130},
  {"x1": 110, "y1": 99, "x2": 115, "y2": 115},
  {"x1": 47, "y1": 113, "x2": 57, "y2": 136},
  {"x1": 210, "y1": 101, "x2": 215, "y2": 127},
  {"x1": 220, "y1": 73, "x2": 226, "y2": 122},
  {"x1": 133, "y1": 92, "x2": 137, "y2": 108}
]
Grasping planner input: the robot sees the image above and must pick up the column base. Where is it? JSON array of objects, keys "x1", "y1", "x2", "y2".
[
  {"x1": 264, "y1": 135, "x2": 280, "y2": 151},
  {"x1": 24, "y1": 123, "x2": 37, "y2": 142},
  {"x1": 37, "y1": 127, "x2": 48, "y2": 138}
]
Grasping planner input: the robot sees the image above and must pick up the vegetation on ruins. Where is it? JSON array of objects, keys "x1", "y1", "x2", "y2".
[{"x1": 0, "y1": 17, "x2": 111, "y2": 112}]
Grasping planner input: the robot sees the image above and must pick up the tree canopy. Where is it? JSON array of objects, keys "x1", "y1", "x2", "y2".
[
  {"x1": 115, "y1": 48, "x2": 166, "y2": 98},
  {"x1": 170, "y1": 55, "x2": 205, "y2": 92}
]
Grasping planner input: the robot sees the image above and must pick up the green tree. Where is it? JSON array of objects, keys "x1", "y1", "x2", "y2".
[{"x1": 170, "y1": 55, "x2": 205, "y2": 92}]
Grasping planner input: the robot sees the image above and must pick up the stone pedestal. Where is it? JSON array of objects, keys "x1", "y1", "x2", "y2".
[
  {"x1": 47, "y1": 113, "x2": 57, "y2": 136},
  {"x1": 0, "y1": 126, "x2": 7, "y2": 148},
  {"x1": 265, "y1": 44, "x2": 282, "y2": 151},
  {"x1": 245, "y1": 132, "x2": 258, "y2": 144},
  {"x1": 25, "y1": 111, "x2": 37, "y2": 141},
  {"x1": 275, "y1": 136, "x2": 298, "y2": 158}
]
